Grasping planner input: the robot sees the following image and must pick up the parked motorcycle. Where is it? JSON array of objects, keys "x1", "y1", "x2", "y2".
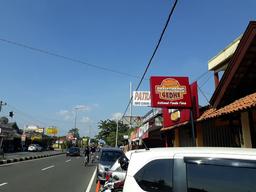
[
  {"x1": 100, "y1": 155, "x2": 129, "y2": 192},
  {"x1": 100, "y1": 175, "x2": 124, "y2": 192}
]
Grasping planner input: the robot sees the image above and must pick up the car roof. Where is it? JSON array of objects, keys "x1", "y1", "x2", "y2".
[
  {"x1": 126, "y1": 147, "x2": 256, "y2": 177},
  {"x1": 146, "y1": 147, "x2": 256, "y2": 155}
]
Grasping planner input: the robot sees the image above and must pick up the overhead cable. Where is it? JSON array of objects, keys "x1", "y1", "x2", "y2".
[
  {"x1": 122, "y1": 0, "x2": 179, "y2": 118},
  {"x1": 0, "y1": 38, "x2": 140, "y2": 79}
]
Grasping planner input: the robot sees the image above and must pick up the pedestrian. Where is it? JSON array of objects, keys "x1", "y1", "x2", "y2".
[{"x1": 84, "y1": 146, "x2": 90, "y2": 164}]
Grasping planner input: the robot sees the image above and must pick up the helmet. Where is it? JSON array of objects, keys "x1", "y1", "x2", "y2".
[{"x1": 118, "y1": 156, "x2": 129, "y2": 171}]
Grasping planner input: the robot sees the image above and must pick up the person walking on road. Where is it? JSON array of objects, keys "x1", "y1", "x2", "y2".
[{"x1": 84, "y1": 146, "x2": 90, "y2": 165}]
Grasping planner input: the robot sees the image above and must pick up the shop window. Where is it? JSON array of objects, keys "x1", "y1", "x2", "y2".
[{"x1": 134, "y1": 159, "x2": 173, "y2": 192}]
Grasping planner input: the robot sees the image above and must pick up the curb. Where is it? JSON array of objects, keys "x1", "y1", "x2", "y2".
[{"x1": 0, "y1": 152, "x2": 65, "y2": 165}]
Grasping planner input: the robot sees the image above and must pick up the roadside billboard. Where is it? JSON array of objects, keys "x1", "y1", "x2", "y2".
[
  {"x1": 46, "y1": 127, "x2": 58, "y2": 135},
  {"x1": 150, "y1": 76, "x2": 192, "y2": 108},
  {"x1": 133, "y1": 91, "x2": 151, "y2": 106},
  {"x1": 35, "y1": 128, "x2": 44, "y2": 134}
]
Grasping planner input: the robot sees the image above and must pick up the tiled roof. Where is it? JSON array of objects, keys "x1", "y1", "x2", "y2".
[
  {"x1": 197, "y1": 92, "x2": 256, "y2": 122},
  {"x1": 161, "y1": 121, "x2": 190, "y2": 132}
]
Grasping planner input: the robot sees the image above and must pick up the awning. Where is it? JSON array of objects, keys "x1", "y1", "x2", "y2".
[
  {"x1": 160, "y1": 121, "x2": 190, "y2": 132},
  {"x1": 198, "y1": 92, "x2": 256, "y2": 122}
]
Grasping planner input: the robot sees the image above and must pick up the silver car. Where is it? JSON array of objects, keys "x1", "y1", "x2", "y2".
[{"x1": 97, "y1": 147, "x2": 124, "y2": 184}]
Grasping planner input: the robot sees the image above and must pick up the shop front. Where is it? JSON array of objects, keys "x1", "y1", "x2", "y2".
[
  {"x1": 197, "y1": 21, "x2": 256, "y2": 148},
  {"x1": 160, "y1": 82, "x2": 200, "y2": 147}
]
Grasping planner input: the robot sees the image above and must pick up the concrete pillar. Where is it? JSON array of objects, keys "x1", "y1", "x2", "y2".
[
  {"x1": 241, "y1": 111, "x2": 252, "y2": 148},
  {"x1": 174, "y1": 129, "x2": 180, "y2": 147},
  {"x1": 196, "y1": 124, "x2": 204, "y2": 147}
]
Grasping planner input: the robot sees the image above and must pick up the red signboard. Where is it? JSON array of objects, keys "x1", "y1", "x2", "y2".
[
  {"x1": 162, "y1": 81, "x2": 200, "y2": 128},
  {"x1": 162, "y1": 108, "x2": 190, "y2": 128},
  {"x1": 150, "y1": 76, "x2": 192, "y2": 108}
]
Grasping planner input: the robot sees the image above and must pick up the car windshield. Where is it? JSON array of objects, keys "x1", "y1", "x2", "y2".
[
  {"x1": 69, "y1": 148, "x2": 79, "y2": 152},
  {"x1": 100, "y1": 151, "x2": 123, "y2": 163}
]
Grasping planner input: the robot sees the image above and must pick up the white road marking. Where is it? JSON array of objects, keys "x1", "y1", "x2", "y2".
[
  {"x1": 0, "y1": 182, "x2": 8, "y2": 187},
  {"x1": 65, "y1": 159, "x2": 71, "y2": 163},
  {"x1": 76, "y1": 157, "x2": 80, "y2": 159},
  {"x1": 41, "y1": 165, "x2": 55, "y2": 171},
  {"x1": 85, "y1": 168, "x2": 97, "y2": 192}
]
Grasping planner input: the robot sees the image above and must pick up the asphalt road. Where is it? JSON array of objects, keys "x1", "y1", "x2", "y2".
[{"x1": 0, "y1": 154, "x2": 97, "y2": 192}]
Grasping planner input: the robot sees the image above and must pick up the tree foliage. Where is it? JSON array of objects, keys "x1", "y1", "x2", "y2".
[{"x1": 96, "y1": 119, "x2": 129, "y2": 147}]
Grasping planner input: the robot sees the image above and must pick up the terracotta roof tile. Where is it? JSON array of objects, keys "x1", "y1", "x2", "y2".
[{"x1": 197, "y1": 92, "x2": 256, "y2": 122}]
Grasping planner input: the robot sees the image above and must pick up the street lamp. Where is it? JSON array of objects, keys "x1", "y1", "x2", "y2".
[
  {"x1": 73, "y1": 106, "x2": 86, "y2": 129},
  {"x1": 74, "y1": 108, "x2": 78, "y2": 129}
]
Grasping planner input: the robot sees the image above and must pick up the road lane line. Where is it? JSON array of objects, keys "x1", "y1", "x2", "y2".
[
  {"x1": 41, "y1": 165, "x2": 55, "y2": 171},
  {"x1": 65, "y1": 159, "x2": 71, "y2": 163},
  {"x1": 76, "y1": 157, "x2": 80, "y2": 159},
  {"x1": 85, "y1": 168, "x2": 97, "y2": 192},
  {"x1": 0, "y1": 182, "x2": 8, "y2": 187}
]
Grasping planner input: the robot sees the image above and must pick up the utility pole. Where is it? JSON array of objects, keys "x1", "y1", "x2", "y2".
[
  {"x1": 0, "y1": 101, "x2": 7, "y2": 155},
  {"x1": 74, "y1": 108, "x2": 78, "y2": 129},
  {"x1": 129, "y1": 82, "x2": 133, "y2": 129},
  {"x1": 115, "y1": 119, "x2": 119, "y2": 148}
]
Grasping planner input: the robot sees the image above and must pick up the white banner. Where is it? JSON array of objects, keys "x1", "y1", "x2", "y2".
[{"x1": 133, "y1": 91, "x2": 151, "y2": 106}]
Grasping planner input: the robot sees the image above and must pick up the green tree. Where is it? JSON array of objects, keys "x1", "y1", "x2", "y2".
[{"x1": 96, "y1": 119, "x2": 129, "y2": 147}]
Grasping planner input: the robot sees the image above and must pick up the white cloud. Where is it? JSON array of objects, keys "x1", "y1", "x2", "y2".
[
  {"x1": 111, "y1": 112, "x2": 122, "y2": 120},
  {"x1": 58, "y1": 110, "x2": 69, "y2": 116},
  {"x1": 57, "y1": 110, "x2": 73, "y2": 120},
  {"x1": 92, "y1": 103, "x2": 99, "y2": 108},
  {"x1": 57, "y1": 104, "x2": 93, "y2": 122},
  {"x1": 80, "y1": 116, "x2": 91, "y2": 124}
]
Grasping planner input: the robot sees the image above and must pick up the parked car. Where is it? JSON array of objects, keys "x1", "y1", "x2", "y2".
[
  {"x1": 97, "y1": 147, "x2": 124, "y2": 184},
  {"x1": 105, "y1": 150, "x2": 143, "y2": 182},
  {"x1": 28, "y1": 144, "x2": 43, "y2": 152},
  {"x1": 66, "y1": 147, "x2": 80, "y2": 156},
  {"x1": 123, "y1": 147, "x2": 256, "y2": 192}
]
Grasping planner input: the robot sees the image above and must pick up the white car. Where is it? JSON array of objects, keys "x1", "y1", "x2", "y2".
[
  {"x1": 105, "y1": 150, "x2": 144, "y2": 182},
  {"x1": 123, "y1": 147, "x2": 256, "y2": 192},
  {"x1": 28, "y1": 144, "x2": 43, "y2": 152}
]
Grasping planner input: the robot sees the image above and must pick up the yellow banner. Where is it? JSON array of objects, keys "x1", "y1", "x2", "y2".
[{"x1": 46, "y1": 128, "x2": 58, "y2": 135}]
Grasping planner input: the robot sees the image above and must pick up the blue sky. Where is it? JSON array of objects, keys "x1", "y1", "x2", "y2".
[{"x1": 0, "y1": 0, "x2": 255, "y2": 136}]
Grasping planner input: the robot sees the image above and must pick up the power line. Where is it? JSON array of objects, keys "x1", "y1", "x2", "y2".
[
  {"x1": 199, "y1": 72, "x2": 212, "y2": 88},
  {"x1": 6, "y1": 104, "x2": 49, "y2": 127},
  {"x1": 191, "y1": 70, "x2": 209, "y2": 83},
  {"x1": 122, "y1": 0, "x2": 179, "y2": 118},
  {"x1": 198, "y1": 86, "x2": 211, "y2": 105},
  {"x1": 0, "y1": 38, "x2": 140, "y2": 79}
]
